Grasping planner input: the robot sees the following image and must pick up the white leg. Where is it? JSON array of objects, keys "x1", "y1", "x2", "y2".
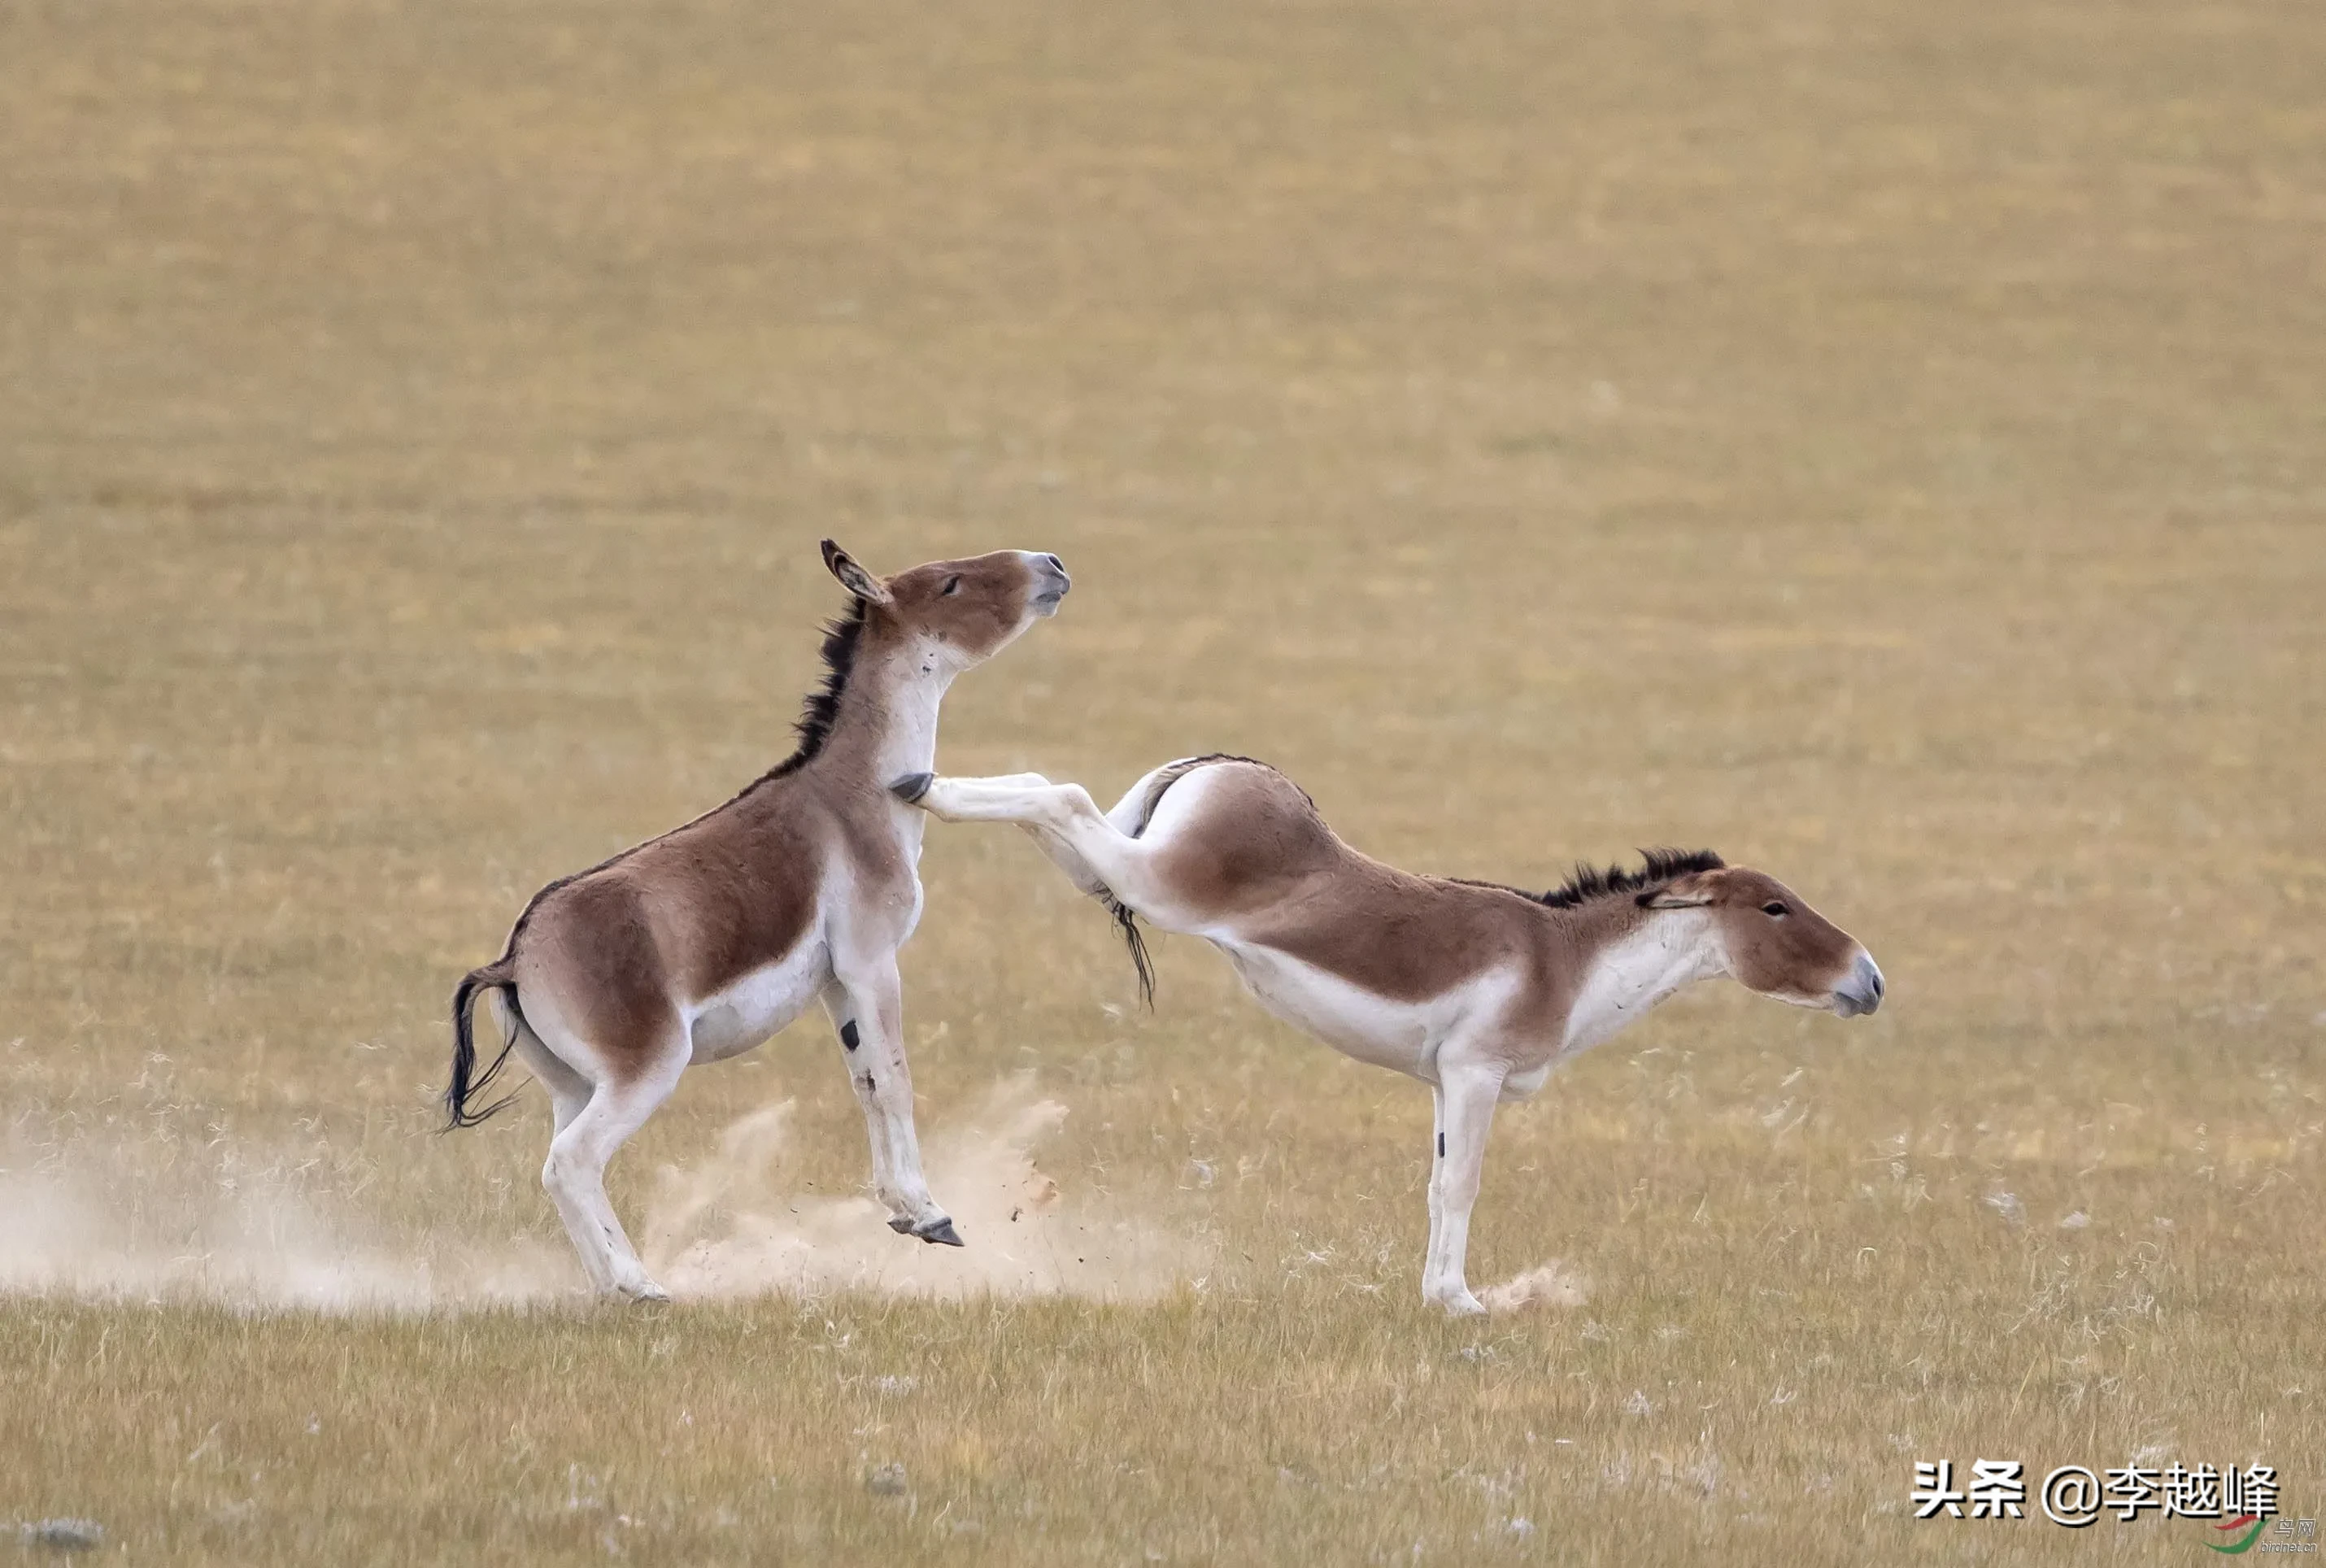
[
  {"x1": 1099, "y1": 758, "x2": 1216, "y2": 834},
  {"x1": 1001, "y1": 769, "x2": 1167, "y2": 897},
  {"x1": 1102, "y1": 771, "x2": 1168, "y2": 834},
  {"x1": 1022, "y1": 769, "x2": 1189, "y2": 883},
  {"x1": 907, "y1": 769, "x2": 1117, "y2": 895},
  {"x1": 1422, "y1": 1063, "x2": 1503, "y2": 1315},
  {"x1": 509, "y1": 1014, "x2": 590, "y2": 1138},
  {"x1": 819, "y1": 977, "x2": 895, "y2": 1209},
  {"x1": 1425, "y1": 1082, "x2": 1448, "y2": 1298},
  {"x1": 825, "y1": 965, "x2": 958, "y2": 1245},
  {"x1": 1012, "y1": 821, "x2": 1109, "y2": 897},
  {"x1": 914, "y1": 776, "x2": 1187, "y2": 923},
  {"x1": 539, "y1": 1038, "x2": 686, "y2": 1301},
  {"x1": 912, "y1": 773, "x2": 1069, "y2": 824},
  {"x1": 506, "y1": 996, "x2": 640, "y2": 1296}
]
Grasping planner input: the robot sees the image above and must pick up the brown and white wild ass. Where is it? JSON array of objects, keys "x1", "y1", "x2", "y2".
[
  {"x1": 446, "y1": 541, "x2": 1070, "y2": 1300},
  {"x1": 895, "y1": 756, "x2": 1883, "y2": 1315}
]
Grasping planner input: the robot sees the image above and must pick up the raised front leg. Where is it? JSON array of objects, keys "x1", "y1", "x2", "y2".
[
  {"x1": 1423, "y1": 1061, "x2": 1505, "y2": 1315},
  {"x1": 820, "y1": 969, "x2": 961, "y2": 1247}
]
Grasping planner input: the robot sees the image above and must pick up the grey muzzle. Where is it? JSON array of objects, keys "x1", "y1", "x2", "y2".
[{"x1": 1834, "y1": 952, "x2": 1885, "y2": 1017}]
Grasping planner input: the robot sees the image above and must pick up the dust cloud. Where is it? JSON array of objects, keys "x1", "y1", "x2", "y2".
[
  {"x1": 643, "y1": 1080, "x2": 1204, "y2": 1302},
  {"x1": 0, "y1": 1079, "x2": 1204, "y2": 1312},
  {"x1": 1479, "y1": 1261, "x2": 1590, "y2": 1313},
  {"x1": 0, "y1": 1122, "x2": 569, "y2": 1311}
]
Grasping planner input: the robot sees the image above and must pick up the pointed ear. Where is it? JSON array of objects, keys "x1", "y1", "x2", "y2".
[
  {"x1": 1640, "y1": 873, "x2": 1718, "y2": 909},
  {"x1": 821, "y1": 539, "x2": 892, "y2": 606}
]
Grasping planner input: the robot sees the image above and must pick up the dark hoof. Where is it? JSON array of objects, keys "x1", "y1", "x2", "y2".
[
  {"x1": 887, "y1": 1216, "x2": 914, "y2": 1235},
  {"x1": 915, "y1": 1217, "x2": 965, "y2": 1248},
  {"x1": 889, "y1": 772, "x2": 934, "y2": 804}
]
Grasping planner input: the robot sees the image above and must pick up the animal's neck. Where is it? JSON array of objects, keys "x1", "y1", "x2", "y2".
[
  {"x1": 1558, "y1": 907, "x2": 1725, "y2": 1056},
  {"x1": 818, "y1": 635, "x2": 956, "y2": 787}
]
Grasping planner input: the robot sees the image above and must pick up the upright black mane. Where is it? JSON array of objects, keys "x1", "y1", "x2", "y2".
[
  {"x1": 762, "y1": 595, "x2": 868, "y2": 781},
  {"x1": 1536, "y1": 847, "x2": 1725, "y2": 908}
]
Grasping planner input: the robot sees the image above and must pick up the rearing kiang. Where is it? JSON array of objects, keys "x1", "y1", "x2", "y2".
[
  {"x1": 895, "y1": 755, "x2": 1883, "y2": 1316},
  {"x1": 446, "y1": 540, "x2": 1069, "y2": 1300}
]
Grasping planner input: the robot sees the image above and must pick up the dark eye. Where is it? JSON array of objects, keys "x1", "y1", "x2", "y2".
[
  {"x1": 1762, "y1": 901, "x2": 1789, "y2": 917},
  {"x1": 942, "y1": 576, "x2": 961, "y2": 595}
]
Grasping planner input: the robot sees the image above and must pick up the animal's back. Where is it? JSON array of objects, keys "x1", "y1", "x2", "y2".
[
  {"x1": 512, "y1": 772, "x2": 831, "y2": 1013},
  {"x1": 1144, "y1": 756, "x2": 1552, "y2": 1004}
]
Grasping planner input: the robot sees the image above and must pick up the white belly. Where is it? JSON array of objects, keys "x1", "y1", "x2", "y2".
[
  {"x1": 1213, "y1": 940, "x2": 1505, "y2": 1083},
  {"x1": 684, "y1": 939, "x2": 830, "y2": 1064}
]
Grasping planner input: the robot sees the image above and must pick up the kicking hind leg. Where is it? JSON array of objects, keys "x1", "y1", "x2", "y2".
[
  {"x1": 898, "y1": 772, "x2": 1205, "y2": 933},
  {"x1": 908, "y1": 769, "x2": 1158, "y2": 899}
]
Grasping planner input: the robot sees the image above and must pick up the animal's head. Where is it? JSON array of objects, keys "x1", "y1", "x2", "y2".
[
  {"x1": 821, "y1": 540, "x2": 1070, "y2": 669},
  {"x1": 1643, "y1": 863, "x2": 1884, "y2": 1017}
]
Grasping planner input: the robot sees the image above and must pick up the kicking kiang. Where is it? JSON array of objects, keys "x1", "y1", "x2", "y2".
[{"x1": 895, "y1": 755, "x2": 1882, "y2": 1315}]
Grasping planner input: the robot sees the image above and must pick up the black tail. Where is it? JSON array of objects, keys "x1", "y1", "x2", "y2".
[
  {"x1": 445, "y1": 958, "x2": 525, "y2": 1130},
  {"x1": 1103, "y1": 894, "x2": 1156, "y2": 1011}
]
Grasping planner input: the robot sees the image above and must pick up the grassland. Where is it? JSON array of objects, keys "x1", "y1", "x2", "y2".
[{"x1": 3, "y1": 0, "x2": 2323, "y2": 1561}]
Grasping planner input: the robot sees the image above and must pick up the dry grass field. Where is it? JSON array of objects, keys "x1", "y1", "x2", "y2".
[{"x1": 4, "y1": 0, "x2": 2323, "y2": 1561}]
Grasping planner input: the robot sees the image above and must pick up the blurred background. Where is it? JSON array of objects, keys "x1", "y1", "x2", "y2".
[{"x1": 2, "y1": 1, "x2": 2321, "y2": 1560}]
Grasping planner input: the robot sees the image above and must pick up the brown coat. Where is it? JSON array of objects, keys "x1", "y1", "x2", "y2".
[{"x1": 446, "y1": 542, "x2": 1070, "y2": 1300}]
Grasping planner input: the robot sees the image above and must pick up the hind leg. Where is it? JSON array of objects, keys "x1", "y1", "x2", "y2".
[
  {"x1": 904, "y1": 771, "x2": 1116, "y2": 898},
  {"x1": 499, "y1": 995, "x2": 590, "y2": 1139},
  {"x1": 492, "y1": 996, "x2": 616, "y2": 1288},
  {"x1": 908, "y1": 774, "x2": 1200, "y2": 930},
  {"x1": 524, "y1": 1004, "x2": 690, "y2": 1301},
  {"x1": 543, "y1": 1052, "x2": 688, "y2": 1301},
  {"x1": 894, "y1": 770, "x2": 1126, "y2": 898},
  {"x1": 998, "y1": 764, "x2": 1199, "y2": 895},
  {"x1": 1101, "y1": 759, "x2": 1214, "y2": 834}
]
